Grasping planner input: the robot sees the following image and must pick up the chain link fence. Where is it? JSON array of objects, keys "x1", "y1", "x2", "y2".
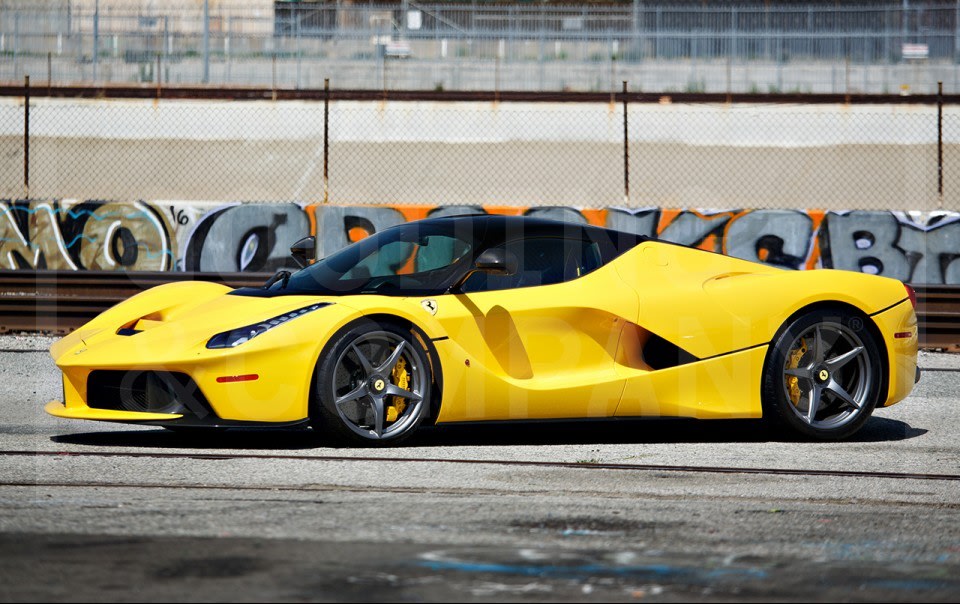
[
  {"x1": 629, "y1": 102, "x2": 943, "y2": 211},
  {"x1": 0, "y1": 87, "x2": 954, "y2": 212},
  {"x1": 2, "y1": 2, "x2": 960, "y2": 94}
]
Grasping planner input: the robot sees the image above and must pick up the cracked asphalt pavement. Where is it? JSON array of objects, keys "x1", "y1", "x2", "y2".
[{"x1": 1, "y1": 335, "x2": 958, "y2": 602}]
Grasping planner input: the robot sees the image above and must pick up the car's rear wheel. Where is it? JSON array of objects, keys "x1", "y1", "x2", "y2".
[
  {"x1": 762, "y1": 308, "x2": 882, "y2": 441},
  {"x1": 311, "y1": 320, "x2": 431, "y2": 446}
]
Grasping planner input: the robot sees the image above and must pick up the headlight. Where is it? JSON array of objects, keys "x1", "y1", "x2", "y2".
[{"x1": 206, "y1": 303, "x2": 332, "y2": 349}]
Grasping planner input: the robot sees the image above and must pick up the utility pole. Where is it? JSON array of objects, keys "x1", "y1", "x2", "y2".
[
  {"x1": 203, "y1": 0, "x2": 210, "y2": 84},
  {"x1": 93, "y1": 0, "x2": 99, "y2": 82},
  {"x1": 23, "y1": 75, "x2": 29, "y2": 199}
]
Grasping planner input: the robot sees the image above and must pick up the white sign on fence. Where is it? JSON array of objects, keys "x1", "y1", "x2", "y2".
[
  {"x1": 902, "y1": 43, "x2": 929, "y2": 60},
  {"x1": 407, "y1": 10, "x2": 422, "y2": 31}
]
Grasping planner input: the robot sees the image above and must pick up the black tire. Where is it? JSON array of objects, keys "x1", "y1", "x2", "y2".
[
  {"x1": 761, "y1": 307, "x2": 883, "y2": 441},
  {"x1": 311, "y1": 319, "x2": 433, "y2": 446}
]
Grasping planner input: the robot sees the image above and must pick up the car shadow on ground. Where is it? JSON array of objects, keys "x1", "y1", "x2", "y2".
[
  {"x1": 412, "y1": 416, "x2": 927, "y2": 447},
  {"x1": 51, "y1": 416, "x2": 926, "y2": 450}
]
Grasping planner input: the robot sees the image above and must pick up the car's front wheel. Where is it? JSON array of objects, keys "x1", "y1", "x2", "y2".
[
  {"x1": 311, "y1": 320, "x2": 432, "y2": 446},
  {"x1": 762, "y1": 308, "x2": 883, "y2": 441}
]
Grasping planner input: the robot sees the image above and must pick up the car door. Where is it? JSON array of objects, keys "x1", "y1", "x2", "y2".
[{"x1": 431, "y1": 236, "x2": 640, "y2": 422}]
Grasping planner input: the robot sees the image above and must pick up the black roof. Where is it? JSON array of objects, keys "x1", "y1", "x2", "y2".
[
  {"x1": 418, "y1": 213, "x2": 648, "y2": 250},
  {"x1": 233, "y1": 212, "x2": 650, "y2": 299}
]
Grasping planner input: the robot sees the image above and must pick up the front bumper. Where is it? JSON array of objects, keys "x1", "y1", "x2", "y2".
[
  {"x1": 45, "y1": 400, "x2": 181, "y2": 422},
  {"x1": 44, "y1": 399, "x2": 312, "y2": 429},
  {"x1": 48, "y1": 301, "x2": 366, "y2": 425},
  {"x1": 52, "y1": 342, "x2": 319, "y2": 425}
]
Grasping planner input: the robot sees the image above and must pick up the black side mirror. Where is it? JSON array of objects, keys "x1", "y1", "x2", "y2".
[
  {"x1": 474, "y1": 248, "x2": 518, "y2": 275},
  {"x1": 290, "y1": 236, "x2": 316, "y2": 268},
  {"x1": 449, "y1": 247, "x2": 519, "y2": 293}
]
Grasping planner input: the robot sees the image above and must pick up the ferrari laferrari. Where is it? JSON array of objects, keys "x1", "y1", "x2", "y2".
[{"x1": 46, "y1": 214, "x2": 919, "y2": 444}]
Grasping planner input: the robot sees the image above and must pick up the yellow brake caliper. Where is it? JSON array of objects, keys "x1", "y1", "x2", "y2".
[
  {"x1": 385, "y1": 355, "x2": 410, "y2": 422},
  {"x1": 787, "y1": 338, "x2": 807, "y2": 406}
]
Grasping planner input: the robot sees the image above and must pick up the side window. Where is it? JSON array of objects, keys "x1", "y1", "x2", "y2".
[
  {"x1": 342, "y1": 240, "x2": 413, "y2": 280},
  {"x1": 577, "y1": 241, "x2": 603, "y2": 277},
  {"x1": 340, "y1": 235, "x2": 471, "y2": 281},
  {"x1": 461, "y1": 237, "x2": 604, "y2": 293}
]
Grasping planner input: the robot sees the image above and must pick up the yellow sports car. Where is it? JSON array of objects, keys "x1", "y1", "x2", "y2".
[{"x1": 46, "y1": 215, "x2": 919, "y2": 444}]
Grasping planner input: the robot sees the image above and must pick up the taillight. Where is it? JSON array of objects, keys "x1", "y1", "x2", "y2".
[{"x1": 904, "y1": 283, "x2": 917, "y2": 309}]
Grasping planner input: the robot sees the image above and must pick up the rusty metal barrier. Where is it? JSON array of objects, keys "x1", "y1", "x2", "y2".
[
  {"x1": 0, "y1": 270, "x2": 269, "y2": 334},
  {"x1": 3, "y1": 84, "x2": 957, "y2": 104},
  {"x1": 0, "y1": 270, "x2": 956, "y2": 351},
  {"x1": 915, "y1": 285, "x2": 960, "y2": 351}
]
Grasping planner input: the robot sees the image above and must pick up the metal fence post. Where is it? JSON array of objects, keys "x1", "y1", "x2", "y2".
[
  {"x1": 23, "y1": 75, "x2": 29, "y2": 200},
  {"x1": 13, "y1": 13, "x2": 19, "y2": 80},
  {"x1": 939, "y1": 80, "x2": 944, "y2": 209},
  {"x1": 164, "y1": 15, "x2": 171, "y2": 84},
  {"x1": 203, "y1": 0, "x2": 210, "y2": 84},
  {"x1": 726, "y1": 57, "x2": 732, "y2": 96},
  {"x1": 955, "y1": 0, "x2": 960, "y2": 66},
  {"x1": 655, "y1": 6, "x2": 661, "y2": 59},
  {"x1": 93, "y1": 0, "x2": 99, "y2": 82},
  {"x1": 376, "y1": 20, "x2": 384, "y2": 91},
  {"x1": 538, "y1": 4, "x2": 545, "y2": 90},
  {"x1": 731, "y1": 5, "x2": 738, "y2": 86},
  {"x1": 296, "y1": 7, "x2": 302, "y2": 90},
  {"x1": 495, "y1": 41, "x2": 501, "y2": 102},
  {"x1": 225, "y1": 15, "x2": 231, "y2": 83},
  {"x1": 610, "y1": 45, "x2": 617, "y2": 95},
  {"x1": 315, "y1": 77, "x2": 331, "y2": 261},
  {"x1": 324, "y1": 78, "x2": 330, "y2": 204},
  {"x1": 623, "y1": 80, "x2": 629, "y2": 205}
]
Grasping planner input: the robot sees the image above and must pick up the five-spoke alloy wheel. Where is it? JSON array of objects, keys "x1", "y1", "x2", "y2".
[
  {"x1": 762, "y1": 308, "x2": 882, "y2": 440},
  {"x1": 312, "y1": 320, "x2": 433, "y2": 446}
]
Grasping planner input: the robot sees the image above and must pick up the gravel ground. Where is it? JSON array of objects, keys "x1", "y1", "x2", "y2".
[{"x1": 1, "y1": 334, "x2": 958, "y2": 602}]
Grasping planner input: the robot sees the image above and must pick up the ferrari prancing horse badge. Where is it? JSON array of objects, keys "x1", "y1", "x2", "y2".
[{"x1": 421, "y1": 299, "x2": 438, "y2": 315}]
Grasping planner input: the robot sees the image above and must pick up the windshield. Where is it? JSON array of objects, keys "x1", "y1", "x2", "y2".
[{"x1": 264, "y1": 222, "x2": 474, "y2": 296}]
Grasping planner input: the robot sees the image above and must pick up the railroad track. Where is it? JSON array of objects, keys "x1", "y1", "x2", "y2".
[
  {"x1": 0, "y1": 269, "x2": 269, "y2": 334},
  {"x1": 0, "y1": 270, "x2": 958, "y2": 350},
  {"x1": 3, "y1": 449, "x2": 959, "y2": 483},
  {"x1": 915, "y1": 285, "x2": 960, "y2": 350}
]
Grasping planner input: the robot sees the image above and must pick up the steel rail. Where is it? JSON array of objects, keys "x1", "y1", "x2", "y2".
[
  {"x1": 0, "y1": 270, "x2": 957, "y2": 349},
  {"x1": 3, "y1": 449, "x2": 959, "y2": 482},
  {"x1": 915, "y1": 285, "x2": 960, "y2": 350},
  {"x1": 1, "y1": 84, "x2": 959, "y2": 105},
  {"x1": 0, "y1": 269, "x2": 269, "y2": 334}
]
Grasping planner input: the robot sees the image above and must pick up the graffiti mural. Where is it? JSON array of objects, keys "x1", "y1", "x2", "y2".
[
  {"x1": 0, "y1": 199, "x2": 173, "y2": 271},
  {"x1": 2, "y1": 199, "x2": 960, "y2": 284},
  {"x1": 183, "y1": 202, "x2": 311, "y2": 273}
]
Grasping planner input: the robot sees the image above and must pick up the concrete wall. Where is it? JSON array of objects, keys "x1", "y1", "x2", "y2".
[
  {"x1": 2, "y1": 98, "x2": 956, "y2": 211},
  {"x1": 2, "y1": 199, "x2": 959, "y2": 284}
]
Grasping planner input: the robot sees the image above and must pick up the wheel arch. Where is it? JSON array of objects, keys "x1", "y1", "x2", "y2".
[
  {"x1": 319, "y1": 312, "x2": 445, "y2": 425},
  {"x1": 767, "y1": 300, "x2": 889, "y2": 408}
]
